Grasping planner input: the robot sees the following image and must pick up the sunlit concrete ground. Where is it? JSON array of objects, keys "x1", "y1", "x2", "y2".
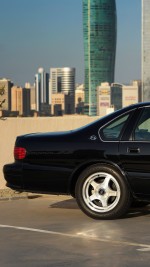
[{"x1": 0, "y1": 195, "x2": 150, "y2": 267}]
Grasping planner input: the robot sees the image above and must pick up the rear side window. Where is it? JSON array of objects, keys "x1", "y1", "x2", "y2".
[
  {"x1": 134, "y1": 108, "x2": 150, "y2": 141},
  {"x1": 100, "y1": 114, "x2": 130, "y2": 141}
]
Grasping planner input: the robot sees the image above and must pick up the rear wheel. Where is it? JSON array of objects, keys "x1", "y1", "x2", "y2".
[{"x1": 75, "y1": 165, "x2": 131, "y2": 220}]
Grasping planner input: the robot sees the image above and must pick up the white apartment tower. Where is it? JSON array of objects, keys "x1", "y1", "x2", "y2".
[
  {"x1": 50, "y1": 68, "x2": 75, "y2": 114},
  {"x1": 142, "y1": 0, "x2": 150, "y2": 101},
  {"x1": 50, "y1": 68, "x2": 75, "y2": 94}
]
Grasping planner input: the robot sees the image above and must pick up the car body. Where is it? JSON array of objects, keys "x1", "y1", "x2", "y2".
[{"x1": 3, "y1": 102, "x2": 150, "y2": 219}]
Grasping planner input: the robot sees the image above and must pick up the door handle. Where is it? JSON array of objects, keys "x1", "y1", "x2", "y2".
[{"x1": 127, "y1": 148, "x2": 140, "y2": 154}]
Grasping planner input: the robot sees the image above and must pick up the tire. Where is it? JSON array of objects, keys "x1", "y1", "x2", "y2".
[{"x1": 75, "y1": 164, "x2": 131, "y2": 220}]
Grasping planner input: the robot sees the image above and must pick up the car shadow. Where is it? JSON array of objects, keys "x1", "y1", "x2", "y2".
[
  {"x1": 50, "y1": 199, "x2": 150, "y2": 219},
  {"x1": 28, "y1": 195, "x2": 43, "y2": 199},
  {"x1": 124, "y1": 205, "x2": 150, "y2": 219},
  {"x1": 50, "y1": 198, "x2": 79, "y2": 209}
]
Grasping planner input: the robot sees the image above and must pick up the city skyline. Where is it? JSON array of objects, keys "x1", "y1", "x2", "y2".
[{"x1": 0, "y1": 0, "x2": 141, "y2": 87}]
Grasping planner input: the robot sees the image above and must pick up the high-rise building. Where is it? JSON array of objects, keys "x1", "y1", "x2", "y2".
[
  {"x1": 35, "y1": 68, "x2": 49, "y2": 112},
  {"x1": 75, "y1": 84, "x2": 85, "y2": 114},
  {"x1": 111, "y1": 83, "x2": 122, "y2": 111},
  {"x1": 135, "y1": 80, "x2": 142, "y2": 103},
  {"x1": 122, "y1": 81, "x2": 138, "y2": 108},
  {"x1": 11, "y1": 86, "x2": 30, "y2": 116},
  {"x1": 23, "y1": 88, "x2": 31, "y2": 116},
  {"x1": 11, "y1": 86, "x2": 22, "y2": 115},
  {"x1": 142, "y1": 0, "x2": 150, "y2": 101},
  {"x1": 83, "y1": 0, "x2": 117, "y2": 116},
  {"x1": 25, "y1": 83, "x2": 36, "y2": 110},
  {"x1": 111, "y1": 82, "x2": 140, "y2": 111},
  {"x1": 50, "y1": 68, "x2": 75, "y2": 114}
]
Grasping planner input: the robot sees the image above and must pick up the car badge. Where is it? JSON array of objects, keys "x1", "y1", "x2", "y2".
[{"x1": 89, "y1": 135, "x2": 97, "y2": 141}]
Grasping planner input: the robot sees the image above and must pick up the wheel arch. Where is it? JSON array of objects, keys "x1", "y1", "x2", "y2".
[{"x1": 69, "y1": 160, "x2": 132, "y2": 197}]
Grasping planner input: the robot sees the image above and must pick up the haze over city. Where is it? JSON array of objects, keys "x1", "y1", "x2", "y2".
[{"x1": 0, "y1": 0, "x2": 141, "y2": 86}]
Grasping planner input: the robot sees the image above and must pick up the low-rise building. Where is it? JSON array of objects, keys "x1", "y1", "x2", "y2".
[
  {"x1": 51, "y1": 93, "x2": 65, "y2": 116},
  {"x1": 0, "y1": 78, "x2": 13, "y2": 111},
  {"x1": 97, "y1": 83, "x2": 111, "y2": 117}
]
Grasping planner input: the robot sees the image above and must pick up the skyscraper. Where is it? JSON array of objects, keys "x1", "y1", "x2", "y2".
[
  {"x1": 83, "y1": 0, "x2": 117, "y2": 116},
  {"x1": 142, "y1": 0, "x2": 150, "y2": 101},
  {"x1": 35, "y1": 68, "x2": 49, "y2": 112}
]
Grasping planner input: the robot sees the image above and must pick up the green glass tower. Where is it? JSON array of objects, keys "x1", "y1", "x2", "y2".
[{"x1": 83, "y1": 0, "x2": 117, "y2": 116}]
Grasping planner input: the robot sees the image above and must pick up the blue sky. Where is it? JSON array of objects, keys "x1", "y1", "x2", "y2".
[{"x1": 0, "y1": 0, "x2": 141, "y2": 86}]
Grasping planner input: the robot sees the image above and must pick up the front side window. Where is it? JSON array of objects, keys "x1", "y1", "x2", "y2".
[
  {"x1": 100, "y1": 113, "x2": 130, "y2": 141},
  {"x1": 134, "y1": 108, "x2": 150, "y2": 141}
]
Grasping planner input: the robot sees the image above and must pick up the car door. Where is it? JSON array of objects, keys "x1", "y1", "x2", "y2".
[
  {"x1": 119, "y1": 107, "x2": 150, "y2": 196},
  {"x1": 99, "y1": 110, "x2": 135, "y2": 164}
]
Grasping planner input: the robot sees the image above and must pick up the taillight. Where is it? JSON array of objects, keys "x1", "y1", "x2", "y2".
[{"x1": 14, "y1": 147, "x2": 26, "y2": 160}]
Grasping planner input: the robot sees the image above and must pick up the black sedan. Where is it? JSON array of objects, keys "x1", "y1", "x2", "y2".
[{"x1": 3, "y1": 102, "x2": 150, "y2": 219}]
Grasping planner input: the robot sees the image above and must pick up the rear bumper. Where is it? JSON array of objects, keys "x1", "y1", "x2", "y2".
[
  {"x1": 3, "y1": 162, "x2": 70, "y2": 194},
  {"x1": 3, "y1": 163, "x2": 23, "y2": 190}
]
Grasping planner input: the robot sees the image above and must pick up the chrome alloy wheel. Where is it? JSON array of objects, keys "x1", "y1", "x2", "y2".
[{"x1": 82, "y1": 172, "x2": 121, "y2": 213}]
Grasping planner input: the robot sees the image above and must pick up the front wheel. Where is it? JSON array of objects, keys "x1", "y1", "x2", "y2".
[{"x1": 75, "y1": 165, "x2": 131, "y2": 220}]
